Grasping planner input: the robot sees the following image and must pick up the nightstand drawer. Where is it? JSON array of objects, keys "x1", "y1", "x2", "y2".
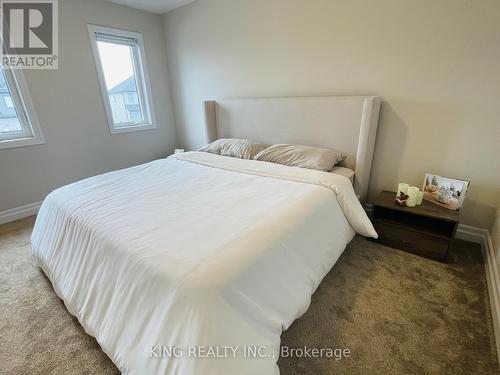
[{"x1": 373, "y1": 220, "x2": 450, "y2": 260}]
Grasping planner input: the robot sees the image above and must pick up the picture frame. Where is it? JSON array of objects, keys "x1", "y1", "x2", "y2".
[{"x1": 422, "y1": 174, "x2": 469, "y2": 210}]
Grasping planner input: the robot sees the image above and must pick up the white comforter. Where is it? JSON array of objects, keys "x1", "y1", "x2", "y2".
[{"x1": 31, "y1": 151, "x2": 377, "y2": 375}]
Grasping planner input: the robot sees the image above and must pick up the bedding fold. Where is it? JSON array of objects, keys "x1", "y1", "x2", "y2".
[{"x1": 173, "y1": 151, "x2": 377, "y2": 238}]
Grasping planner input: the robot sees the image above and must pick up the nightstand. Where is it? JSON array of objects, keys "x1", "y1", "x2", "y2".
[{"x1": 371, "y1": 190, "x2": 460, "y2": 261}]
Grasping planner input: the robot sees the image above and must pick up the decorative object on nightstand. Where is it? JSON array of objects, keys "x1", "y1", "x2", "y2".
[
  {"x1": 395, "y1": 182, "x2": 423, "y2": 207},
  {"x1": 372, "y1": 190, "x2": 460, "y2": 261},
  {"x1": 397, "y1": 183, "x2": 409, "y2": 196},
  {"x1": 416, "y1": 191, "x2": 424, "y2": 205},
  {"x1": 395, "y1": 191, "x2": 409, "y2": 206},
  {"x1": 405, "y1": 186, "x2": 420, "y2": 207},
  {"x1": 422, "y1": 173, "x2": 469, "y2": 210}
]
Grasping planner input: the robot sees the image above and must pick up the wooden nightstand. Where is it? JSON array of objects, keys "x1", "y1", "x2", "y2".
[{"x1": 371, "y1": 190, "x2": 460, "y2": 261}]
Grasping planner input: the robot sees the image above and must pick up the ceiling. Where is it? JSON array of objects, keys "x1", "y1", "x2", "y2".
[{"x1": 107, "y1": 0, "x2": 196, "y2": 14}]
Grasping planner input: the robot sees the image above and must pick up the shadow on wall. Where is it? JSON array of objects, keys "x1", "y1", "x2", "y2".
[
  {"x1": 368, "y1": 99, "x2": 463, "y2": 197},
  {"x1": 368, "y1": 101, "x2": 409, "y2": 200},
  {"x1": 462, "y1": 196, "x2": 498, "y2": 230},
  {"x1": 368, "y1": 99, "x2": 498, "y2": 229}
]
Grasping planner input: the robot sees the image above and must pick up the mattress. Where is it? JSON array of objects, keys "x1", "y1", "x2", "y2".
[{"x1": 31, "y1": 151, "x2": 377, "y2": 375}]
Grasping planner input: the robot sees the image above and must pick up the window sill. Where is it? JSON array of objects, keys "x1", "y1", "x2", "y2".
[
  {"x1": 109, "y1": 122, "x2": 157, "y2": 135},
  {"x1": 0, "y1": 135, "x2": 45, "y2": 150}
]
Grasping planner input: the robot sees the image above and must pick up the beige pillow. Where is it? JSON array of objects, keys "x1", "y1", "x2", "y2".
[
  {"x1": 254, "y1": 144, "x2": 346, "y2": 171},
  {"x1": 198, "y1": 138, "x2": 268, "y2": 159}
]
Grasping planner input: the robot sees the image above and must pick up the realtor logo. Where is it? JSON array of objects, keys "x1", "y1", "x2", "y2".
[{"x1": 1, "y1": 0, "x2": 58, "y2": 68}]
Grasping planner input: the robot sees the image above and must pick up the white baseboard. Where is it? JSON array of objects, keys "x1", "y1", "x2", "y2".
[
  {"x1": 0, "y1": 201, "x2": 42, "y2": 225},
  {"x1": 457, "y1": 224, "x2": 500, "y2": 365}
]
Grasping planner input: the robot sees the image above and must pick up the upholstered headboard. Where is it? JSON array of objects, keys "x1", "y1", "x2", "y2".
[{"x1": 203, "y1": 96, "x2": 381, "y2": 202}]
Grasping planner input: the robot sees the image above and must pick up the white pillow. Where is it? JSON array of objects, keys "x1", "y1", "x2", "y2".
[
  {"x1": 198, "y1": 138, "x2": 268, "y2": 160},
  {"x1": 254, "y1": 144, "x2": 346, "y2": 172}
]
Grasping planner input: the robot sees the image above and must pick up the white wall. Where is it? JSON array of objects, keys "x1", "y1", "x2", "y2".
[
  {"x1": 0, "y1": 0, "x2": 177, "y2": 211},
  {"x1": 163, "y1": 0, "x2": 500, "y2": 229}
]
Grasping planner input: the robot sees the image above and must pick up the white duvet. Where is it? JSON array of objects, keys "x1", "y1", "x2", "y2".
[{"x1": 31, "y1": 151, "x2": 377, "y2": 375}]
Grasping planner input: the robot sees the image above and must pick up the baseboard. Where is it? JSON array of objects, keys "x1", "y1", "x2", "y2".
[
  {"x1": 457, "y1": 224, "x2": 500, "y2": 365},
  {"x1": 0, "y1": 201, "x2": 42, "y2": 225}
]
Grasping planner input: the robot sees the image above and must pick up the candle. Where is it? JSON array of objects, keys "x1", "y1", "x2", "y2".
[
  {"x1": 416, "y1": 191, "x2": 424, "y2": 205},
  {"x1": 406, "y1": 186, "x2": 419, "y2": 207},
  {"x1": 397, "y1": 183, "x2": 409, "y2": 197}
]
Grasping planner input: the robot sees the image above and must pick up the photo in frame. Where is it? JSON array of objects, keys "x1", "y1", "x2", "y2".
[{"x1": 422, "y1": 174, "x2": 469, "y2": 210}]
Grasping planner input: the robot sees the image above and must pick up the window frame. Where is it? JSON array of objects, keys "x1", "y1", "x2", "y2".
[
  {"x1": 87, "y1": 24, "x2": 156, "y2": 135},
  {"x1": 0, "y1": 67, "x2": 45, "y2": 150}
]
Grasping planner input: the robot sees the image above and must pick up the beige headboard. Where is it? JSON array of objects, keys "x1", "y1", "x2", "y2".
[{"x1": 203, "y1": 96, "x2": 381, "y2": 202}]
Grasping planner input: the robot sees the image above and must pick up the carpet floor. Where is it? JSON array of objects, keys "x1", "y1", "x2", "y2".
[{"x1": 1, "y1": 216, "x2": 498, "y2": 374}]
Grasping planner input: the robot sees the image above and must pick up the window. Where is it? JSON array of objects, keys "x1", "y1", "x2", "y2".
[
  {"x1": 4, "y1": 96, "x2": 14, "y2": 108},
  {"x1": 0, "y1": 67, "x2": 44, "y2": 150},
  {"x1": 88, "y1": 25, "x2": 156, "y2": 134},
  {"x1": 126, "y1": 92, "x2": 138, "y2": 105}
]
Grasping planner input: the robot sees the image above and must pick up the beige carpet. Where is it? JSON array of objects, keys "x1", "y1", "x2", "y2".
[{"x1": 1, "y1": 216, "x2": 498, "y2": 374}]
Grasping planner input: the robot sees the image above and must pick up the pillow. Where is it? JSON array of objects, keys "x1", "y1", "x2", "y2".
[
  {"x1": 254, "y1": 144, "x2": 346, "y2": 171},
  {"x1": 331, "y1": 166, "x2": 355, "y2": 184},
  {"x1": 198, "y1": 138, "x2": 268, "y2": 160}
]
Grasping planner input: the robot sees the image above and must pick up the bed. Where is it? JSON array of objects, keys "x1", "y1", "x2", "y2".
[{"x1": 31, "y1": 96, "x2": 381, "y2": 375}]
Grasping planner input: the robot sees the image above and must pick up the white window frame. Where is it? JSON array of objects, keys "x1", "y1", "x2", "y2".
[
  {"x1": 0, "y1": 67, "x2": 45, "y2": 150},
  {"x1": 87, "y1": 24, "x2": 156, "y2": 135}
]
